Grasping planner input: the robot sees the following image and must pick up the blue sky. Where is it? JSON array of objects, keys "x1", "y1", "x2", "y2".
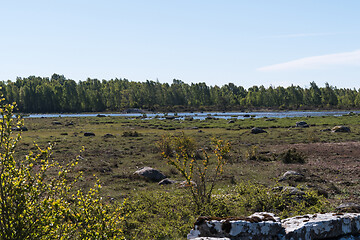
[{"x1": 1, "y1": 1, "x2": 360, "y2": 88}]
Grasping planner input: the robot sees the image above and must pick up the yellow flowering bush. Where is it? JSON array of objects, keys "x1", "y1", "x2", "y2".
[{"x1": 0, "y1": 98, "x2": 124, "y2": 239}]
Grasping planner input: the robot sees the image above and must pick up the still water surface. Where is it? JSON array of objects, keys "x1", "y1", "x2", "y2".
[{"x1": 25, "y1": 111, "x2": 360, "y2": 120}]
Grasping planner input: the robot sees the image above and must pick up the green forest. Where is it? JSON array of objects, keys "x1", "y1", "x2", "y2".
[{"x1": 1, "y1": 74, "x2": 360, "y2": 113}]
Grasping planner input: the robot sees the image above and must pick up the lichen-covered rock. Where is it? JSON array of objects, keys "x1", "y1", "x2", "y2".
[
  {"x1": 282, "y1": 213, "x2": 360, "y2": 240},
  {"x1": 188, "y1": 212, "x2": 283, "y2": 240},
  {"x1": 133, "y1": 167, "x2": 166, "y2": 182}
]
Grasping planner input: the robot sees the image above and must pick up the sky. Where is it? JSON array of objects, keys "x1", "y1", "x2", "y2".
[{"x1": 1, "y1": 1, "x2": 360, "y2": 89}]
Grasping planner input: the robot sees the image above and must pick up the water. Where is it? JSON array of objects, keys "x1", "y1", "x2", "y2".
[{"x1": 24, "y1": 110, "x2": 359, "y2": 120}]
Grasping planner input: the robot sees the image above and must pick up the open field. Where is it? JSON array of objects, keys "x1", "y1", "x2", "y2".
[
  {"x1": 17, "y1": 114, "x2": 360, "y2": 203},
  {"x1": 13, "y1": 114, "x2": 360, "y2": 238}
]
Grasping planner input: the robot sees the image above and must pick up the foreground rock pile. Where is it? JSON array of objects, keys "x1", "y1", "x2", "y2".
[{"x1": 188, "y1": 212, "x2": 360, "y2": 240}]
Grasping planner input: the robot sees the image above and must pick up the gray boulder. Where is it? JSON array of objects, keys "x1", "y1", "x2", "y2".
[
  {"x1": 332, "y1": 126, "x2": 351, "y2": 132},
  {"x1": 279, "y1": 171, "x2": 304, "y2": 182},
  {"x1": 251, "y1": 127, "x2": 267, "y2": 134},
  {"x1": 134, "y1": 167, "x2": 166, "y2": 182},
  {"x1": 296, "y1": 121, "x2": 309, "y2": 128}
]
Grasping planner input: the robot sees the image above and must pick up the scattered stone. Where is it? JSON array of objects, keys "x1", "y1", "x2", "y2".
[
  {"x1": 296, "y1": 121, "x2": 309, "y2": 128},
  {"x1": 84, "y1": 132, "x2": 95, "y2": 137},
  {"x1": 60, "y1": 132, "x2": 68, "y2": 135},
  {"x1": 12, "y1": 126, "x2": 28, "y2": 131},
  {"x1": 96, "y1": 114, "x2": 106, "y2": 117},
  {"x1": 336, "y1": 203, "x2": 360, "y2": 213},
  {"x1": 158, "y1": 178, "x2": 177, "y2": 185},
  {"x1": 279, "y1": 171, "x2": 304, "y2": 182},
  {"x1": 179, "y1": 180, "x2": 197, "y2": 188},
  {"x1": 65, "y1": 122, "x2": 74, "y2": 126},
  {"x1": 265, "y1": 118, "x2": 276, "y2": 121},
  {"x1": 52, "y1": 121, "x2": 62, "y2": 125},
  {"x1": 281, "y1": 186, "x2": 305, "y2": 196},
  {"x1": 103, "y1": 133, "x2": 116, "y2": 138},
  {"x1": 243, "y1": 114, "x2": 250, "y2": 118},
  {"x1": 228, "y1": 120, "x2": 235, "y2": 124},
  {"x1": 198, "y1": 130, "x2": 203, "y2": 133},
  {"x1": 332, "y1": 126, "x2": 351, "y2": 133},
  {"x1": 133, "y1": 167, "x2": 166, "y2": 182},
  {"x1": 251, "y1": 127, "x2": 267, "y2": 134}
]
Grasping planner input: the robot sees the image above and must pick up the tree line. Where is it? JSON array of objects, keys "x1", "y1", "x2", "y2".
[{"x1": 1, "y1": 74, "x2": 360, "y2": 113}]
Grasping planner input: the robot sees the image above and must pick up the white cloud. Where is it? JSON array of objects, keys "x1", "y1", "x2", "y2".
[{"x1": 257, "y1": 49, "x2": 360, "y2": 72}]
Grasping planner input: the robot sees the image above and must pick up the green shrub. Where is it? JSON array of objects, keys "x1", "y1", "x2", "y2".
[
  {"x1": 278, "y1": 148, "x2": 305, "y2": 164},
  {"x1": 230, "y1": 182, "x2": 328, "y2": 218},
  {"x1": 122, "y1": 131, "x2": 140, "y2": 137},
  {"x1": 245, "y1": 145, "x2": 273, "y2": 161},
  {"x1": 121, "y1": 190, "x2": 231, "y2": 240},
  {"x1": 0, "y1": 99, "x2": 125, "y2": 239}
]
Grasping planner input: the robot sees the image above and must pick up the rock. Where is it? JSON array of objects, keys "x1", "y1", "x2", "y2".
[
  {"x1": 133, "y1": 167, "x2": 166, "y2": 182},
  {"x1": 179, "y1": 180, "x2": 197, "y2": 188},
  {"x1": 188, "y1": 212, "x2": 283, "y2": 240},
  {"x1": 228, "y1": 120, "x2": 235, "y2": 124},
  {"x1": 96, "y1": 114, "x2": 106, "y2": 117},
  {"x1": 243, "y1": 114, "x2": 250, "y2": 118},
  {"x1": 281, "y1": 186, "x2": 305, "y2": 196},
  {"x1": 84, "y1": 132, "x2": 95, "y2": 137},
  {"x1": 332, "y1": 126, "x2": 351, "y2": 133},
  {"x1": 52, "y1": 121, "x2": 62, "y2": 125},
  {"x1": 188, "y1": 212, "x2": 360, "y2": 240},
  {"x1": 336, "y1": 203, "x2": 360, "y2": 213},
  {"x1": 251, "y1": 127, "x2": 267, "y2": 134},
  {"x1": 12, "y1": 126, "x2": 28, "y2": 131},
  {"x1": 282, "y1": 212, "x2": 360, "y2": 240},
  {"x1": 65, "y1": 122, "x2": 74, "y2": 126},
  {"x1": 279, "y1": 171, "x2": 304, "y2": 182},
  {"x1": 296, "y1": 121, "x2": 309, "y2": 128},
  {"x1": 265, "y1": 118, "x2": 276, "y2": 121},
  {"x1": 158, "y1": 178, "x2": 177, "y2": 185},
  {"x1": 103, "y1": 133, "x2": 116, "y2": 138}
]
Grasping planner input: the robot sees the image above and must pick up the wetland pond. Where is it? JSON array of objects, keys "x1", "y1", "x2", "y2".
[{"x1": 24, "y1": 110, "x2": 360, "y2": 120}]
